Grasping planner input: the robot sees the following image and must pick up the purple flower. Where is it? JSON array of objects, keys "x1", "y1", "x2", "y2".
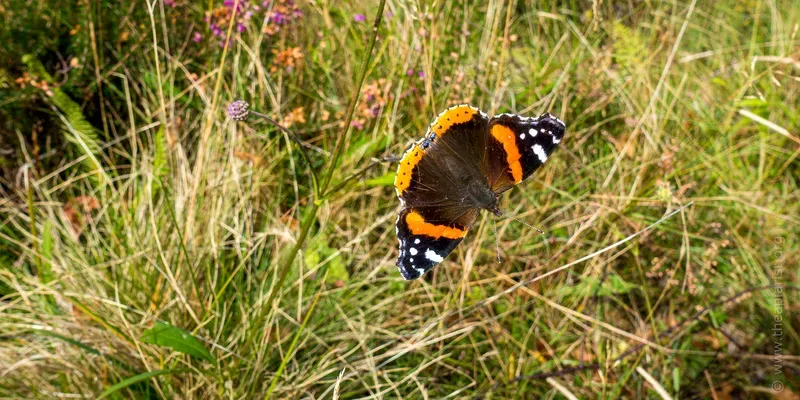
[
  {"x1": 406, "y1": 68, "x2": 414, "y2": 76},
  {"x1": 417, "y1": 70, "x2": 425, "y2": 78},
  {"x1": 228, "y1": 100, "x2": 250, "y2": 121},
  {"x1": 272, "y1": 11, "x2": 287, "y2": 24},
  {"x1": 164, "y1": 0, "x2": 175, "y2": 6},
  {"x1": 350, "y1": 120, "x2": 364, "y2": 129},
  {"x1": 354, "y1": 14, "x2": 366, "y2": 22},
  {"x1": 369, "y1": 106, "x2": 380, "y2": 118},
  {"x1": 193, "y1": 32, "x2": 202, "y2": 42},
  {"x1": 237, "y1": 23, "x2": 246, "y2": 32}
]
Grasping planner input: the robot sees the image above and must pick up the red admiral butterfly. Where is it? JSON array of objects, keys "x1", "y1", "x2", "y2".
[{"x1": 394, "y1": 105, "x2": 566, "y2": 280}]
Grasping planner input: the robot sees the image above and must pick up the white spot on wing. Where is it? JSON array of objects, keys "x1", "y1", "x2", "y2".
[
  {"x1": 425, "y1": 250, "x2": 444, "y2": 263},
  {"x1": 532, "y1": 144, "x2": 548, "y2": 163},
  {"x1": 414, "y1": 238, "x2": 420, "y2": 244},
  {"x1": 552, "y1": 137, "x2": 561, "y2": 144},
  {"x1": 520, "y1": 133, "x2": 526, "y2": 139},
  {"x1": 529, "y1": 128, "x2": 537, "y2": 137},
  {"x1": 409, "y1": 248, "x2": 418, "y2": 256}
]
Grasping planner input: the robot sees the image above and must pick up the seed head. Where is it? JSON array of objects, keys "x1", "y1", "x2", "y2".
[{"x1": 227, "y1": 100, "x2": 250, "y2": 121}]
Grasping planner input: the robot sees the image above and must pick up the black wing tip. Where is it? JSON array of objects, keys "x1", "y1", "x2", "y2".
[
  {"x1": 539, "y1": 113, "x2": 566, "y2": 139},
  {"x1": 540, "y1": 112, "x2": 566, "y2": 127}
]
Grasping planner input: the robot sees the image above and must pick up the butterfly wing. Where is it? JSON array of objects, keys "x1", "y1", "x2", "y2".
[
  {"x1": 485, "y1": 112, "x2": 566, "y2": 194},
  {"x1": 395, "y1": 207, "x2": 479, "y2": 280},
  {"x1": 394, "y1": 105, "x2": 489, "y2": 280}
]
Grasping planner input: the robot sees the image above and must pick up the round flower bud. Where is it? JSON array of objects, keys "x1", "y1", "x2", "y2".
[{"x1": 227, "y1": 100, "x2": 250, "y2": 121}]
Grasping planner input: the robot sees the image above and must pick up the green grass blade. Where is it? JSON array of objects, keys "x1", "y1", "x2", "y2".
[{"x1": 97, "y1": 368, "x2": 190, "y2": 399}]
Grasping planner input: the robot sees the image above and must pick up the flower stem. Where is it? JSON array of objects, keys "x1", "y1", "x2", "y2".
[
  {"x1": 247, "y1": 0, "x2": 386, "y2": 366},
  {"x1": 250, "y1": 110, "x2": 319, "y2": 196}
]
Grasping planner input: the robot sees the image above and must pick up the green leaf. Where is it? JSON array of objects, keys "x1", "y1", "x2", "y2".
[
  {"x1": 607, "y1": 275, "x2": 638, "y2": 295},
  {"x1": 305, "y1": 241, "x2": 349, "y2": 284},
  {"x1": 736, "y1": 98, "x2": 768, "y2": 110},
  {"x1": 325, "y1": 255, "x2": 349, "y2": 284},
  {"x1": 39, "y1": 219, "x2": 58, "y2": 312},
  {"x1": 558, "y1": 274, "x2": 639, "y2": 298},
  {"x1": 672, "y1": 367, "x2": 681, "y2": 392},
  {"x1": 23, "y1": 54, "x2": 104, "y2": 186},
  {"x1": 153, "y1": 126, "x2": 168, "y2": 180},
  {"x1": 97, "y1": 368, "x2": 189, "y2": 399},
  {"x1": 364, "y1": 172, "x2": 395, "y2": 187},
  {"x1": 40, "y1": 219, "x2": 54, "y2": 284},
  {"x1": 140, "y1": 321, "x2": 216, "y2": 363}
]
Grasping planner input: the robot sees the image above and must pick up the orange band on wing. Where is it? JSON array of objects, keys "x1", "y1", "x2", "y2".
[
  {"x1": 491, "y1": 125, "x2": 523, "y2": 183},
  {"x1": 406, "y1": 211, "x2": 466, "y2": 239},
  {"x1": 430, "y1": 105, "x2": 477, "y2": 136},
  {"x1": 394, "y1": 145, "x2": 424, "y2": 194}
]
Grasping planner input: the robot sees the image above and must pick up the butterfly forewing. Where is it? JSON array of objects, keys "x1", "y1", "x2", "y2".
[{"x1": 486, "y1": 113, "x2": 566, "y2": 193}]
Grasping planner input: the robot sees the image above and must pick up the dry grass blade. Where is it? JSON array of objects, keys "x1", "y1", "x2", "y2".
[{"x1": 636, "y1": 366, "x2": 674, "y2": 400}]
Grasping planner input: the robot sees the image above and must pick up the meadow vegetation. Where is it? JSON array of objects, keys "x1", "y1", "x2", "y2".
[{"x1": 1, "y1": 0, "x2": 798, "y2": 398}]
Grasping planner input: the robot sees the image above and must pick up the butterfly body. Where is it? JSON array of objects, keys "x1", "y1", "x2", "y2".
[{"x1": 394, "y1": 105, "x2": 566, "y2": 280}]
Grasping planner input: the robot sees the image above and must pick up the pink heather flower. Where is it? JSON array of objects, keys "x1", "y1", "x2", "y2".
[
  {"x1": 237, "y1": 23, "x2": 246, "y2": 32},
  {"x1": 272, "y1": 11, "x2": 288, "y2": 24},
  {"x1": 406, "y1": 68, "x2": 414, "y2": 76},
  {"x1": 417, "y1": 70, "x2": 425, "y2": 78},
  {"x1": 354, "y1": 14, "x2": 366, "y2": 22},
  {"x1": 350, "y1": 120, "x2": 364, "y2": 129},
  {"x1": 193, "y1": 32, "x2": 202, "y2": 42},
  {"x1": 164, "y1": 0, "x2": 175, "y2": 6}
]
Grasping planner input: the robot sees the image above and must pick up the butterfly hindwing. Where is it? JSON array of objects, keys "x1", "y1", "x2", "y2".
[{"x1": 395, "y1": 207, "x2": 475, "y2": 280}]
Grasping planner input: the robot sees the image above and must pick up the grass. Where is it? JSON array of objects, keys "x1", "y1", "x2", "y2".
[{"x1": 1, "y1": 0, "x2": 799, "y2": 398}]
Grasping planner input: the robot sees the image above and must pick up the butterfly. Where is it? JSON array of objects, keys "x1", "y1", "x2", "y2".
[{"x1": 394, "y1": 105, "x2": 566, "y2": 280}]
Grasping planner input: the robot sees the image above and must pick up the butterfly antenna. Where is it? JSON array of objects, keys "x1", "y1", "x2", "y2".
[
  {"x1": 492, "y1": 218, "x2": 502, "y2": 264},
  {"x1": 492, "y1": 207, "x2": 545, "y2": 235}
]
